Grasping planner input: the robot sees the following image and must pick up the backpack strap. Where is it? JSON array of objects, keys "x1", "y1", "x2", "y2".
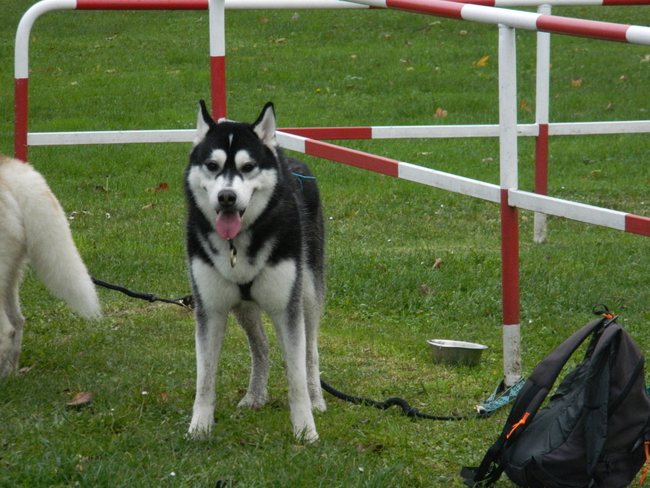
[
  {"x1": 461, "y1": 316, "x2": 610, "y2": 487},
  {"x1": 583, "y1": 321, "x2": 622, "y2": 474}
]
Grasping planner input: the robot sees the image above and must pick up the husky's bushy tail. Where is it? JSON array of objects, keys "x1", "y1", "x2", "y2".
[{"x1": 5, "y1": 156, "x2": 100, "y2": 318}]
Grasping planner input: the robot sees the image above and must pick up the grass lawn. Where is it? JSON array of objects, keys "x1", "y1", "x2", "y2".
[{"x1": 2, "y1": 1, "x2": 650, "y2": 486}]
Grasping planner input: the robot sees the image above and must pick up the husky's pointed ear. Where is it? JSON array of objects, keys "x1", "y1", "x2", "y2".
[
  {"x1": 193, "y1": 100, "x2": 216, "y2": 147},
  {"x1": 252, "y1": 102, "x2": 277, "y2": 150}
]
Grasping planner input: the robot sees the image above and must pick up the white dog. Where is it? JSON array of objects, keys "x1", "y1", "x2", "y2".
[{"x1": 0, "y1": 154, "x2": 100, "y2": 377}]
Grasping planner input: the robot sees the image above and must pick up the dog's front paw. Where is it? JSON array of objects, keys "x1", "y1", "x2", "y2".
[
  {"x1": 296, "y1": 426, "x2": 319, "y2": 444},
  {"x1": 188, "y1": 415, "x2": 214, "y2": 440}
]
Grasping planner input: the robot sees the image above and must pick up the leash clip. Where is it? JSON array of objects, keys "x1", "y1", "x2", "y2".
[{"x1": 228, "y1": 239, "x2": 237, "y2": 267}]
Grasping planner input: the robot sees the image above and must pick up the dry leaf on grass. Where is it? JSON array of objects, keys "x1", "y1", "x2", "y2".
[
  {"x1": 66, "y1": 391, "x2": 93, "y2": 408},
  {"x1": 145, "y1": 182, "x2": 169, "y2": 193},
  {"x1": 473, "y1": 56, "x2": 489, "y2": 67}
]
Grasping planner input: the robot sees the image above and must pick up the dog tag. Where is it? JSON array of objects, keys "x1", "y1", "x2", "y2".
[{"x1": 229, "y1": 240, "x2": 237, "y2": 268}]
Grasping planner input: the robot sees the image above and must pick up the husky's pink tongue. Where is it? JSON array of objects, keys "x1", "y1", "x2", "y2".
[{"x1": 215, "y1": 212, "x2": 242, "y2": 240}]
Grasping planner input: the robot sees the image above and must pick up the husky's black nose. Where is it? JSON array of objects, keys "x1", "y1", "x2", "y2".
[{"x1": 218, "y1": 189, "x2": 237, "y2": 208}]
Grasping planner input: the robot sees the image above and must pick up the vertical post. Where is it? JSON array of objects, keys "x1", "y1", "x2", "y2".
[
  {"x1": 15, "y1": 78, "x2": 28, "y2": 162},
  {"x1": 534, "y1": 4, "x2": 551, "y2": 243},
  {"x1": 209, "y1": 0, "x2": 227, "y2": 119},
  {"x1": 499, "y1": 24, "x2": 521, "y2": 388}
]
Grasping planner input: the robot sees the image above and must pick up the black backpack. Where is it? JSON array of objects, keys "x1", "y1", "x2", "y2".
[{"x1": 462, "y1": 309, "x2": 650, "y2": 488}]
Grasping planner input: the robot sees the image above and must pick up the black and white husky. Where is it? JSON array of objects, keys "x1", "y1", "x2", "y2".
[{"x1": 184, "y1": 101, "x2": 326, "y2": 442}]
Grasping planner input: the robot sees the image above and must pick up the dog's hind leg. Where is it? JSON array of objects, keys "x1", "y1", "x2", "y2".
[
  {"x1": 233, "y1": 302, "x2": 270, "y2": 410},
  {"x1": 0, "y1": 253, "x2": 25, "y2": 378}
]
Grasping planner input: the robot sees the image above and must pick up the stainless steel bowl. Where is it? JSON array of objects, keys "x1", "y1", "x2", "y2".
[{"x1": 427, "y1": 339, "x2": 488, "y2": 367}]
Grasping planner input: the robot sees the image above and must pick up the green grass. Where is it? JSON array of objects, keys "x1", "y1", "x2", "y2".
[{"x1": 2, "y1": 1, "x2": 650, "y2": 486}]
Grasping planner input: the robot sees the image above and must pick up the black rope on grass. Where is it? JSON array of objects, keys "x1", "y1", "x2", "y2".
[{"x1": 320, "y1": 378, "x2": 471, "y2": 421}]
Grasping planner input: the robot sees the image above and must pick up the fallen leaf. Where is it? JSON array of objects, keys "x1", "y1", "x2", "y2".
[
  {"x1": 519, "y1": 98, "x2": 532, "y2": 112},
  {"x1": 161, "y1": 392, "x2": 169, "y2": 403},
  {"x1": 258, "y1": 17, "x2": 268, "y2": 23},
  {"x1": 167, "y1": 70, "x2": 180, "y2": 75},
  {"x1": 291, "y1": 13, "x2": 299, "y2": 21},
  {"x1": 142, "y1": 203, "x2": 156, "y2": 210},
  {"x1": 67, "y1": 391, "x2": 93, "y2": 407},
  {"x1": 434, "y1": 107, "x2": 448, "y2": 118},
  {"x1": 473, "y1": 56, "x2": 489, "y2": 67},
  {"x1": 419, "y1": 284, "x2": 432, "y2": 295},
  {"x1": 571, "y1": 78, "x2": 583, "y2": 87},
  {"x1": 356, "y1": 443, "x2": 384, "y2": 453},
  {"x1": 145, "y1": 182, "x2": 170, "y2": 193},
  {"x1": 619, "y1": 75, "x2": 629, "y2": 82},
  {"x1": 17, "y1": 365, "x2": 34, "y2": 375},
  {"x1": 432, "y1": 258, "x2": 444, "y2": 269}
]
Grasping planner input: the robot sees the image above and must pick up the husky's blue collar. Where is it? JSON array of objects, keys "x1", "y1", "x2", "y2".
[{"x1": 292, "y1": 172, "x2": 315, "y2": 190}]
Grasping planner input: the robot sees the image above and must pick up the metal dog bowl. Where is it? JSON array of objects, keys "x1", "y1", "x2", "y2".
[{"x1": 427, "y1": 339, "x2": 488, "y2": 367}]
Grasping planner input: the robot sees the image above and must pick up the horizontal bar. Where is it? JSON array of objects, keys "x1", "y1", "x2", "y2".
[
  {"x1": 398, "y1": 162, "x2": 501, "y2": 202},
  {"x1": 508, "y1": 189, "x2": 626, "y2": 230},
  {"x1": 549, "y1": 120, "x2": 650, "y2": 136},
  {"x1": 28, "y1": 129, "x2": 196, "y2": 145},
  {"x1": 76, "y1": 0, "x2": 368, "y2": 8},
  {"x1": 343, "y1": 0, "x2": 650, "y2": 46}
]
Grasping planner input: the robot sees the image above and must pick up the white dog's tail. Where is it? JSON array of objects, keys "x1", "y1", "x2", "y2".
[{"x1": 17, "y1": 162, "x2": 101, "y2": 318}]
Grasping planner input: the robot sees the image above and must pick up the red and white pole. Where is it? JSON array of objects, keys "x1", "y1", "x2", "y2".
[
  {"x1": 498, "y1": 24, "x2": 521, "y2": 387},
  {"x1": 209, "y1": 0, "x2": 227, "y2": 119}
]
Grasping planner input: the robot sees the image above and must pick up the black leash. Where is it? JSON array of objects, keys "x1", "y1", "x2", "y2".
[
  {"x1": 320, "y1": 378, "x2": 472, "y2": 421},
  {"x1": 90, "y1": 276, "x2": 194, "y2": 310}
]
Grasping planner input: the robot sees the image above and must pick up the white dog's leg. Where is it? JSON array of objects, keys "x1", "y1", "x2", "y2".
[
  {"x1": 0, "y1": 256, "x2": 24, "y2": 378},
  {"x1": 0, "y1": 310, "x2": 16, "y2": 378},
  {"x1": 188, "y1": 309, "x2": 228, "y2": 438},
  {"x1": 188, "y1": 259, "x2": 237, "y2": 438},
  {"x1": 233, "y1": 302, "x2": 270, "y2": 410}
]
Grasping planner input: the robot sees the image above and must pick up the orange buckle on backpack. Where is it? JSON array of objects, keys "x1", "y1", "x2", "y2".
[{"x1": 506, "y1": 412, "x2": 530, "y2": 439}]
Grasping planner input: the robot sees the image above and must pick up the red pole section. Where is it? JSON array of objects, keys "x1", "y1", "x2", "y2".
[
  {"x1": 14, "y1": 78, "x2": 28, "y2": 162},
  {"x1": 76, "y1": 0, "x2": 208, "y2": 9},
  {"x1": 210, "y1": 56, "x2": 227, "y2": 119},
  {"x1": 210, "y1": 0, "x2": 227, "y2": 118},
  {"x1": 536, "y1": 15, "x2": 629, "y2": 41},
  {"x1": 534, "y1": 123, "x2": 549, "y2": 196},
  {"x1": 304, "y1": 139, "x2": 399, "y2": 177},
  {"x1": 386, "y1": 0, "x2": 464, "y2": 18},
  {"x1": 501, "y1": 189, "x2": 520, "y2": 325}
]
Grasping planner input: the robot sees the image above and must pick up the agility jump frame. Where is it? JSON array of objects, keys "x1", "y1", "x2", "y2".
[{"x1": 14, "y1": 0, "x2": 650, "y2": 386}]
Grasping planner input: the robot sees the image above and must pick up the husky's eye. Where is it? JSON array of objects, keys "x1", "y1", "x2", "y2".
[
  {"x1": 205, "y1": 162, "x2": 219, "y2": 172},
  {"x1": 241, "y1": 163, "x2": 256, "y2": 174}
]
